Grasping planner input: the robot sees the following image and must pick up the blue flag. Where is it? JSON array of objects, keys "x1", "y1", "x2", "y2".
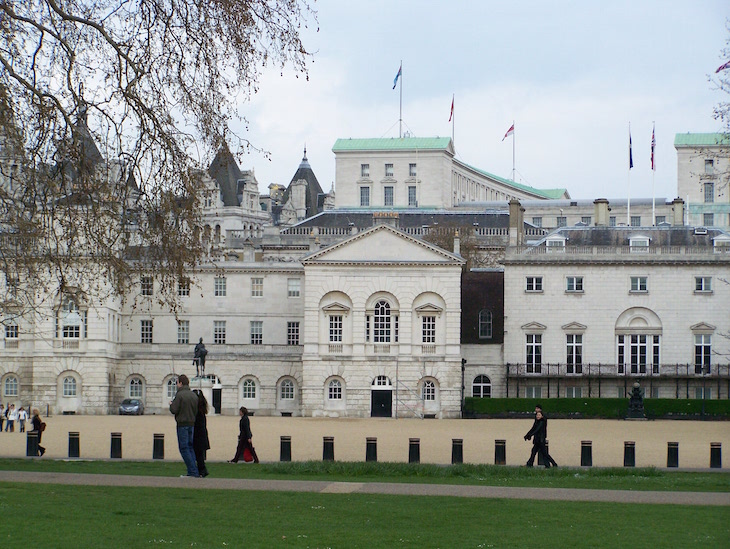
[
  {"x1": 629, "y1": 133, "x2": 633, "y2": 169},
  {"x1": 392, "y1": 65, "x2": 402, "y2": 90}
]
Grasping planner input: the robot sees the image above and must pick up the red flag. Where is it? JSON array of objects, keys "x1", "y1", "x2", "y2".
[
  {"x1": 449, "y1": 96, "x2": 454, "y2": 122},
  {"x1": 502, "y1": 123, "x2": 514, "y2": 141},
  {"x1": 651, "y1": 125, "x2": 656, "y2": 171},
  {"x1": 716, "y1": 60, "x2": 730, "y2": 73}
]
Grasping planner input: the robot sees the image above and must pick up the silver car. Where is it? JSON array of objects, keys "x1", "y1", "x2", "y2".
[{"x1": 118, "y1": 398, "x2": 144, "y2": 415}]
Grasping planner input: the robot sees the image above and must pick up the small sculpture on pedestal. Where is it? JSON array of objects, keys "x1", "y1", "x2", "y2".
[
  {"x1": 627, "y1": 382, "x2": 646, "y2": 419},
  {"x1": 193, "y1": 338, "x2": 208, "y2": 377}
]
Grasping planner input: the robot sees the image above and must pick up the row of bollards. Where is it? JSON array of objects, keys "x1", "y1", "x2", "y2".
[{"x1": 24, "y1": 431, "x2": 724, "y2": 468}]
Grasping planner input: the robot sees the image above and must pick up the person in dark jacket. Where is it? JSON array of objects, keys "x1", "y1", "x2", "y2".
[
  {"x1": 538, "y1": 406, "x2": 559, "y2": 468},
  {"x1": 229, "y1": 406, "x2": 259, "y2": 463},
  {"x1": 524, "y1": 409, "x2": 550, "y2": 468},
  {"x1": 193, "y1": 390, "x2": 210, "y2": 477},
  {"x1": 30, "y1": 408, "x2": 45, "y2": 456},
  {"x1": 169, "y1": 374, "x2": 199, "y2": 477}
]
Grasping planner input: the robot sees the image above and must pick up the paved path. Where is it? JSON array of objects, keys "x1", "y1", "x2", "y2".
[{"x1": 1, "y1": 470, "x2": 728, "y2": 506}]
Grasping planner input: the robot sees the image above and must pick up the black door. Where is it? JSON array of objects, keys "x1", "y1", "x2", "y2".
[
  {"x1": 371, "y1": 390, "x2": 392, "y2": 417},
  {"x1": 212, "y1": 388, "x2": 222, "y2": 414}
]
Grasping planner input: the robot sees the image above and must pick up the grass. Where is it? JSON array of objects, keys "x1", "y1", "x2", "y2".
[
  {"x1": 1, "y1": 458, "x2": 729, "y2": 492},
  {"x1": 1, "y1": 481, "x2": 728, "y2": 548}
]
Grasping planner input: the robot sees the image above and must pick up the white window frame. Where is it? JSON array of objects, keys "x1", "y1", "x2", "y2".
[
  {"x1": 280, "y1": 379, "x2": 295, "y2": 400},
  {"x1": 250, "y1": 321, "x2": 263, "y2": 345},
  {"x1": 214, "y1": 276, "x2": 227, "y2": 297},
  {"x1": 422, "y1": 316, "x2": 436, "y2": 344},
  {"x1": 242, "y1": 379, "x2": 256, "y2": 399},
  {"x1": 526, "y1": 334, "x2": 542, "y2": 373},
  {"x1": 384, "y1": 163, "x2": 394, "y2": 177},
  {"x1": 694, "y1": 276, "x2": 712, "y2": 293},
  {"x1": 251, "y1": 277, "x2": 263, "y2": 297},
  {"x1": 287, "y1": 278, "x2": 301, "y2": 298},
  {"x1": 526, "y1": 276, "x2": 543, "y2": 292},
  {"x1": 63, "y1": 376, "x2": 77, "y2": 397},
  {"x1": 360, "y1": 186, "x2": 370, "y2": 207},
  {"x1": 129, "y1": 377, "x2": 143, "y2": 398},
  {"x1": 140, "y1": 319, "x2": 153, "y2": 344},
  {"x1": 408, "y1": 185, "x2": 417, "y2": 206},
  {"x1": 329, "y1": 315, "x2": 343, "y2": 343},
  {"x1": 4, "y1": 376, "x2": 19, "y2": 397},
  {"x1": 422, "y1": 380, "x2": 435, "y2": 401},
  {"x1": 630, "y1": 276, "x2": 648, "y2": 293},
  {"x1": 328, "y1": 379, "x2": 342, "y2": 400},
  {"x1": 566, "y1": 334, "x2": 583, "y2": 374},
  {"x1": 287, "y1": 321, "x2": 300, "y2": 346},
  {"x1": 695, "y1": 334, "x2": 711, "y2": 374},
  {"x1": 566, "y1": 276, "x2": 583, "y2": 292},
  {"x1": 360, "y1": 164, "x2": 369, "y2": 178},
  {"x1": 478, "y1": 310, "x2": 492, "y2": 339},
  {"x1": 409, "y1": 163, "x2": 417, "y2": 177},
  {"x1": 141, "y1": 275, "x2": 153, "y2": 296},
  {"x1": 177, "y1": 320, "x2": 190, "y2": 345},
  {"x1": 384, "y1": 186, "x2": 394, "y2": 206},
  {"x1": 214, "y1": 320, "x2": 226, "y2": 344},
  {"x1": 472, "y1": 375, "x2": 491, "y2": 398}
]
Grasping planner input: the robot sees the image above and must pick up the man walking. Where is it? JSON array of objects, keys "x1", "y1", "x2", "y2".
[{"x1": 169, "y1": 374, "x2": 200, "y2": 477}]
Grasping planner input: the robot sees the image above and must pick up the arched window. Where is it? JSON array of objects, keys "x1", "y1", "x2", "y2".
[
  {"x1": 422, "y1": 380, "x2": 435, "y2": 401},
  {"x1": 129, "y1": 377, "x2": 143, "y2": 398},
  {"x1": 242, "y1": 379, "x2": 256, "y2": 399},
  {"x1": 166, "y1": 378, "x2": 177, "y2": 400},
  {"x1": 478, "y1": 310, "x2": 493, "y2": 339},
  {"x1": 328, "y1": 379, "x2": 342, "y2": 400},
  {"x1": 374, "y1": 300, "x2": 391, "y2": 343},
  {"x1": 280, "y1": 379, "x2": 295, "y2": 400},
  {"x1": 4, "y1": 376, "x2": 19, "y2": 397},
  {"x1": 63, "y1": 376, "x2": 77, "y2": 397},
  {"x1": 473, "y1": 375, "x2": 491, "y2": 398},
  {"x1": 373, "y1": 375, "x2": 391, "y2": 387}
]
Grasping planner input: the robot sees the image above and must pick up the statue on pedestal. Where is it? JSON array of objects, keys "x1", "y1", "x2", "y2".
[
  {"x1": 627, "y1": 382, "x2": 646, "y2": 419},
  {"x1": 193, "y1": 338, "x2": 208, "y2": 377}
]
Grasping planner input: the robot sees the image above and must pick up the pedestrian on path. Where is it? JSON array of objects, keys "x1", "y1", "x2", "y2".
[
  {"x1": 17, "y1": 407, "x2": 27, "y2": 432},
  {"x1": 31, "y1": 409, "x2": 46, "y2": 456},
  {"x1": 538, "y1": 406, "x2": 559, "y2": 468},
  {"x1": 193, "y1": 390, "x2": 210, "y2": 477},
  {"x1": 229, "y1": 406, "x2": 259, "y2": 463},
  {"x1": 524, "y1": 409, "x2": 550, "y2": 468},
  {"x1": 5, "y1": 404, "x2": 17, "y2": 431},
  {"x1": 169, "y1": 374, "x2": 199, "y2": 477}
]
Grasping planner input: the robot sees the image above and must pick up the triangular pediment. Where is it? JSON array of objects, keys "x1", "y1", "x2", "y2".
[
  {"x1": 415, "y1": 303, "x2": 444, "y2": 316},
  {"x1": 302, "y1": 224, "x2": 464, "y2": 265},
  {"x1": 690, "y1": 322, "x2": 715, "y2": 332},
  {"x1": 561, "y1": 322, "x2": 587, "y2": 331},
  {"x1": 322, "y1": 302, "x2": 351, "y2": 315},
  {"x1": 521, "y1": 322, "x2": 547, "y2": 331}
]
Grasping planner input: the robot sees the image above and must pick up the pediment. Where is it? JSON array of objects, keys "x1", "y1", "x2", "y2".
[
  {"x1": 322, "y1": 302, "x2": 351, "y2": 316},
  {"x1": 690, "y1": 322, "x2": 715, "y2": 332},
  {"x1": 415, "y1": 303, "x2": 444, "y2": 316},
  {"x1": 521, "y1": 322, "x2": 547, "y2": 331},
  {"x1": 561, "y1": 322, "x2": 587, "y2": 332}
]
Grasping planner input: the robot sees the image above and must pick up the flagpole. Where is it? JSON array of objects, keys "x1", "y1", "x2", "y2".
[
  {"x1": 451, "y1": 94, "x2": 455, "y2": 145},
  {"x1": 399, "y1": 60, "x2": 403, "y2": 138},
  {"x1": 651, "y1": 122, "x2": 656, "y2": 225},
  {"x1": 627, "y1": 123, "x2": 632, "y2": 226},
  {"x1": 512, "y1": 120, "x2": 515, "y2": 181}
]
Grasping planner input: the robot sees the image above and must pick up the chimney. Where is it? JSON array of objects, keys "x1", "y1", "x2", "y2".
[
  {"x1": 453, "y1": 230, "x2": 460, "y2": 255},
  {"x1": 593, "y1": 198, "x2": 610, "y2": 226},
  {"x1": 671, "y1": 197, "x2": 685, "y2": 226},
  {"x1": 508, "y1": 199, "x2": 525, "y2": 247}
]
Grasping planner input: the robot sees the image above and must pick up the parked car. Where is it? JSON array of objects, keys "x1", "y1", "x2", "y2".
[{"x1": 118, "y1": 399, "x2": 144, "y2": 415}]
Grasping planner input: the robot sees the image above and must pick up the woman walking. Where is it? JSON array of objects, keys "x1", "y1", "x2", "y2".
[
  {"x1": 228, "y1": 406, "x2": 259, "y2": 463},
  {"x1": 30, "y1": 409, "x2": 45, "y2": 456},
  {"x1": 192, "y1": 390, "x2": 210, "y2": 477}
]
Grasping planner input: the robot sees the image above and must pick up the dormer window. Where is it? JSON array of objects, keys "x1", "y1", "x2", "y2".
[{"x1": 629, "y1": 236, "x2": 650, "y2": 253}]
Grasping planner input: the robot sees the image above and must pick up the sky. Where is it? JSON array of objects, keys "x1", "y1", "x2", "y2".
[{"x1": 230, "y1": 0, "x2": 730, "y2": 202}]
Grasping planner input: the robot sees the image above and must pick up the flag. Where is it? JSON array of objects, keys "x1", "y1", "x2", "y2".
[
  {"x1": 629, "y1": 132, "x2": 633, "y2": 169},
  {"x1": 449, "y1": 96, "x2": 454, "y2": 122},
  {"x1": 716, "y1": 60, "x2": 730, "y2": 73},
  {"x1": 651, "y1": 125, "x2": 656, "y2": 171},
  {"x1": 502, "y1": 123, "x2": 514, "y2": 141},
  {"x1": 392, "y1": 65, "x2": 402, "y2": 89}
]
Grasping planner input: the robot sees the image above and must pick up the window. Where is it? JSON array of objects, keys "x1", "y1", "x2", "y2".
[
  {"x1": 287, "y1": 322, "x2": 300, "y2": 345},
  {"x1": 556, "y1": 216, "x2": 567, "y2": 228},
  {"x1": 141, "y1": 276, "x2": 153, "y2": 296},
  {"x1": 242, "y1": 379, "x2": 256, "y2": 399},
  {"x1": 177, "y1": 320, "x2": 190, "y2": 345},
  {"x1": 703, "y1": 213, "x2": 714, "y2": 227},
  {"x1": 360, "y1": 186, "x2": 370, "y2": 207},
  {"x1": 409, "y1": 163, "x2": 417, "y2": 177},
  {"x1": 166, "y1": 378, "x2": 177, "y2": 399},
  {"x1": 214, "y1": 276, "x2": 227, "y2": 297},
  {"x1": 526, "y1": 276, "x2": 543, "y2": 292},
  {"x1": 609, "y1": 216, "x2": 617, "y2": 227},
  {"x1": 250, "y1": 321, "x2": 263, "y2": 345},
  {"x1": 695, "y1": 276, "x2": 712, "y2": 293},
  {"x1": 280, "y1": 379, "x2": 295, "y2": 400},
  {"x1": 630, "y1": 216, "x2": 641, "y2": 227},
  {"x1": 251, "y1": 277, "x2": 263, "y2": 297},
  {"x1": 4, "y1": 376, "x2": 18, "y2": 397},
  {"x1": 630, "y1": 276, "x2": 647, "y2": 293},
  {"x1": 422, "y1": 380, "x2": 435, "y2": 401},
  {"x1": 547, "y1": 240, "x2": 565, "y2": 252},
  {"x1": 422, "y1": 316, "x2": 436, "y2": 343},
  {"x1": 532, "y1": 217, "x2": 542, "y2": 227},
  {"x1": 287, "y1": 278, "x2": 301, "y2": 298},
  {"x1": 617, "y1": 334, "x2": 660, "y2": 374},
  {"x1": 478, "y1": 310, "x2": 492, "y2": 339},
  {"x1": 178, "y1": 279, "x2": 190, "y2": 297},
  {"x1": 328, "y1": 379, "x2": 342, "y2": 400},
  {"x1": 329, "y1": 315, "x2": 343, "y2": 343},
  {"x1": 566, "y1": 387, "x2": 582, "y2": 398},
  {"x1": 525, "y1": 386, "x2": 542, "y2": 398},
  {"x1": 566, "y1": 334, "x2": 583, "y2": 374},
  {"x1": 655, "y1": 215, "x2": 666, "y2": 225},
  {"x1": 566, "y1": 276, "x2": 583, "y2": 292},
  {"x1": 704, "y1": 182, "x2": 715, "y2": 203},
  {"x1": 695, "y1": 334, "x2": 711, "y2": 374},
  {"x1": 140, "y1": 320, "x2": 153, "y2": 344},
  {"x1": 63, "y1": 376, "x2": 77, "y2": 397},
  {"x1": 695, "y1": 386, "x2": 712, "y2": 399},
  {"x1": 581, "y1": 216, "x2": 591, "y2": 225},
  {"x1": 214, "y1": 320, "x2": 226, "y2": 344},
  {"x1": 361, "y1": 164, "x2": 369, "y2": 178},
  {"x1": 129, "y1": 378, "x2": 143, "y2": 398},
  {"x1": 373, "y1": 301, "x2": 391, "y2": 343},
  {"x1": 408, "y1": 186, "x2": 417, "y2": 206},
  {"x1": 385, "y1": 163, "x2": 393, "y2": 177},
  {"x1": 705, "y1": 159, "x2": 714, "y2": 175},
  {"x1": 472, "y1": 375, "x2": 491, "y2": 398},
  {"x1": 384, "y1": 186, "x2": 394, "y2": 206},
  {"x1": 630, "y1": 237, "x2": 649, "y2": 252},
  {"x1": 526, "y1": 334, "x2": 542, "y2": 373},
  {"x1": 6, "y1": 324, "x2": 18, "y2": 339}
]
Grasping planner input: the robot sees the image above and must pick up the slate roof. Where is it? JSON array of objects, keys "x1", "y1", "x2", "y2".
[
  {"x1": 282, "y1": 147, "x2": 324, "y2": 219},
  {"x1": 541, "y1": 225, "x2": 728, "y2": 247},
  {"x1": 208, "y1": 145, "x2": 244, "y2": 207}
]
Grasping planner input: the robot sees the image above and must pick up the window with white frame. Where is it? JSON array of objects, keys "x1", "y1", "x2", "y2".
[
  {"x1": 280, "y1": 379, "x2": 295, "y2": 400},
  {"x1": 141, "y1": 275, "x2": 153, "y2": 296},
  {"x1": 373, "y1": 301, "x2": 391, "y2": 343},
  {"x1": 532, "y1": 217, "x2": 542, "y2": 227},
  {"x1": 655, "y1": 215, "x2": 666, "y2": 225},
  {"x1": 61, "y1": 298, "x2": 82, "y2": 339},
  {"x1": 609, "y1": 216, "x2": 617, "y2": 227},
  {"x1": 287, "y1": 322, "x2": 300, "y2": 345},
  {"x1": 422, "y1": 380, "x2": 435, "y2": 401},
  {"x1": 704, "y1": 182, "x2": 714, "y2": 203},
  {"x1": 617, "y1": 334, "x2": 660, "y2": 374},
  {"x1": 566, "y1": 386, "x2": 582, "y2": 398},
  {"x1": 250, "y1": 321, "x2": 263, "y2": 345},
  {"x1": 328, "y1": 379, "x2": 342, "y2": 400},
  {"x1": 63, "y1": 376, "x2": 77, "y2": 397},
  {"x1": 287, "y1": 278, "x2": 301, "y2": 298},
  {"x1": 329, "y1": 315, "x2": 342, "y2": 343},
  {"x1": 385, "y1": 163, "x2": 393, "y2": 177},
  {"x1": 178, "y1": 278, "x2": 190, "y2": 297},
  {"x1": 166, "y1": 378, "x2": 177, "y2": 399},
  {"x1": 526, "y1": 276, "x2": 543, "y2": 292},
  {"x1": 695, "y1": 386, "x2": 712, "y2": 399},
  {"x1": 526, "y1": 334, "x2": 542, "y2": 373},
  {"x1": 705, "y1": 158, "x2": 714, "y2": 174},
  {"x1": 630, "y1": 216, "x2": 641, "y2": 227},
  {"x1": 251, "y1": 277, "x2": 263, "y2": 297},
  {"x1": 630, "y1": 276, "x2": 647, "y2": 292},
  {"x1": 422, "y1": 316, "x2": 436, "y2": 343},
  {"x1": 5, "y1": 324, "x2": 18, "y2": 339},
  {"x1": 525, "y1": 386, "x2": 542, "y2": 398},
  {"x1": 242, "y1": 379, "x2": 256, "y2": 399},
  {"x1": 214, "y1": 276, "x2": 227, "y2": 297},
  {"x1": 557, "y1": 216, "x2": 567, "y2": 227},
  {"x1": 581, "y1": 216, "x2": 591, "y2": 225},
  {"x1": 630, "y1": 237, "x2": 649, "y2": 252},
  {"x1": 566, "y1": 276, "x2": 583, "y2": 292},
  {"x1": 384, "y1": 186, "x2": 394, "y2": 206},
  {"x1": 478, "y1": 310, "x2": 492, "y2": 339},
  {"x1": 566, "y1": 334, "x2": 583, "y2": 374},
  {"x1": 361, "y1": 164, "x2": 369, "y2": 178},
  {"x1": 140, "y1": 320, "x2": 153, "y2": 344},
  {"x1": 214, "y1": 320, "x2": 226, "y2": 344},
  {"x1": 695, "y1": 334, "x2": 711, "y2": 374},
  {"x1": 472, "y1": 375, "x2": 491, "y2": 398},
  {"x1": 695, "y1": 276, "x2": 712, "y2": 293},
  {"x1": 409, "y1": 163, "x2": 417, "y2": 177},
  {"x1": 360, "y1": 186, "x2": 370, "y2": 207},
  {"x1": 408, "y1": 185, "x2": 417, "y2": 206},
  {"x1": 129, "y1": 377, "x2": 143, "y2": 398},
  {"x1": 177, "y1": 320, "x2": 189, "y2": 344},
  {"x1": 4, "y1": 376, "x2": 18, "y2": 397},
  {"x1": 703, "y1": 213, "x2": 714, "y2": 227}
]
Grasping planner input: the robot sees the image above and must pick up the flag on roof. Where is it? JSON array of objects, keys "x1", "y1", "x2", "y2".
[
  {"x1": 651, "y1": 124, "x2": 656, "y2": 171},
  {"x1": 716, "y1": 60, "x2": 730, "y2": 73},
  {"x1": 629, "y1": 132, "x2": 633, "y2": 169},
  {"x1": 449, "y1": 96, "x2": 454, "y2": 122},
  {"x1": 502, "y1": 123, "x2": 514, "y2": 141},
  {"x1": 392, "y1": 65, "x2": 402, "y2": 89}
]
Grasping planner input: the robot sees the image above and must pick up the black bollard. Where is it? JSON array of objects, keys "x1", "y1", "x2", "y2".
[
  {"x1": 366, "y1": 437, "x2": 377, "y2": 462},
  {"x1": 408, "y1": 438, "x2": 420, "y2": 464},
  {"x1": 623, "y1": 441, "x2": 635, "y2": 467},
  {"x1": 667, "y1": 442, "x2": 679, "y2": 468},
  {"x1": 280, "y1": 436, "x2": 292, "y2": 462},
  {"x1": 710, "y1": 443, "x2": 721, "y2": 469},
  {"x1": 111, "y1": 432, "x2": 122, "y2": 459},
  {"x1": 451, "y1": 439, "x2": 463, "y2": 464},
  {"x1": 68, "y1": 432, "x2": 80, "y2": 458},
  {"x1": 26, "y1": 431, "x2": 39, "y2": 457},
  {"x1": 323, "y1": 436, "x2": 334, "y2": 461},
  {"x1": 538, "y1": 440, "x2": 549, "y2": 466},
  {"x1": 494, "y1": 439, "x2": 506, "y2": 465},
  {"x1": 581, "y1": 440, "x2": 592, "y2": 467},
  {"x1": 153, "y1": 433, "x2": 165, "y2": 460}
]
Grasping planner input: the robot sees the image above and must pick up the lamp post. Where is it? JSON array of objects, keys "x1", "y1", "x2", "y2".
[{"x1": 461, "y1": 358, "x2": 466, "y2": 418}]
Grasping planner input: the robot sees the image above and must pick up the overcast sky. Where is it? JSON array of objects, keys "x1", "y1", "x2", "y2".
[{"x1": 231, "y1": 0, "x2": 729, "y2": 202}]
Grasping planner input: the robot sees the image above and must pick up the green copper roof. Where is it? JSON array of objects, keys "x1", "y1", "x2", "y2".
[
  {"x1": 674, "y1": 133, "x2": 730, "y2": 146},
  {"x1": 458, "y1": 160, "x2": 567, "y2": 199},
  {"x1": 332, "y1": 137, "x2": 452, "y2": 151}
]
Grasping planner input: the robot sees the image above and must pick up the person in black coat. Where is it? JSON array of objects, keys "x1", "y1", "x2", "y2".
[
  {"x1": 31, "y1": 408, "x2": 46, "y2": 456},
  {"x1": 192, "y1": 390, "x2": 210, "y2": 477},
  {"x1": 229, "y1": 406, "x2": 259, "y2": 463},
  {"x1": 524, "y1": 409, "x2": 550, "y2": 468}
]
